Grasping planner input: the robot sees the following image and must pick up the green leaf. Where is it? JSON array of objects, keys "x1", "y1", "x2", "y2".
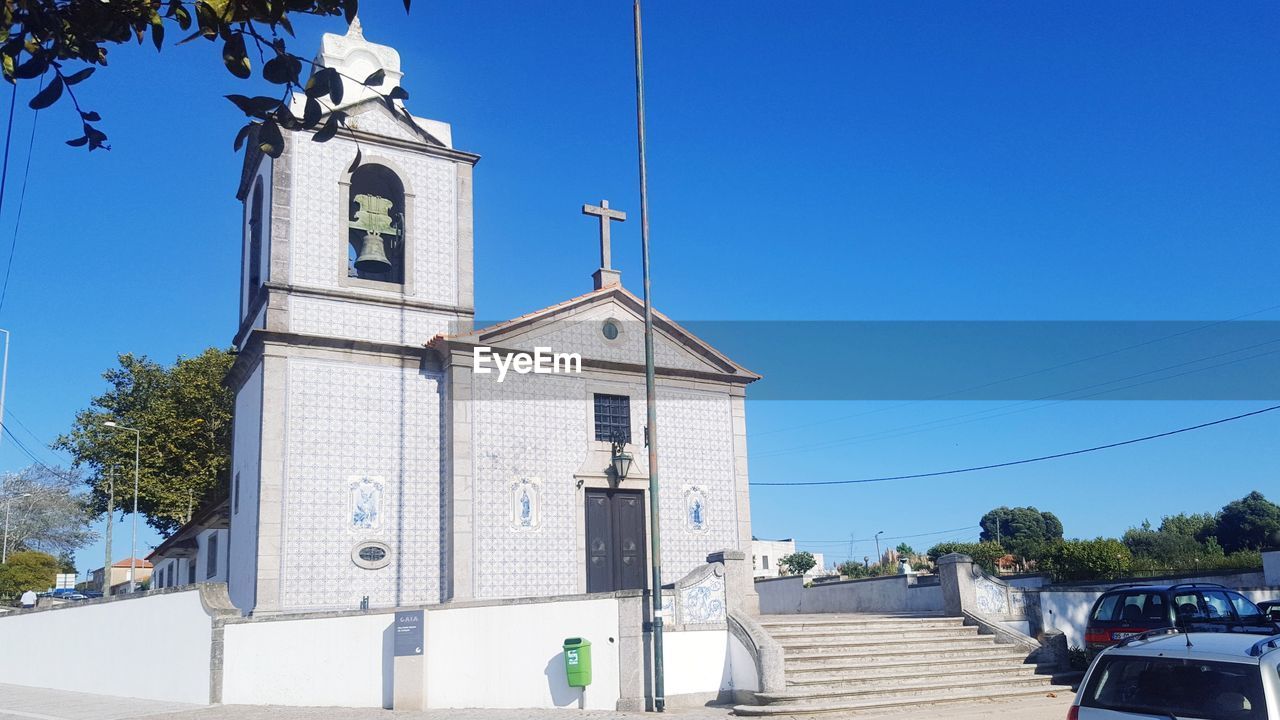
[
  {"x1": 79, "y1": 110, "x2": 101, "y2": 122},
  {"x1": 344, "y1": 0, "x2": 360, "y2": 26},
  {"x1": 66, "y1": 136, "x2": 89, "y2": 147},
  {"x1": 325, "y1": 67, "x2": 343, "y2": 105},
  {"x1": 174, "y1": 5, "x2": 193, "y2": 31},
  {"x1": 303, "y1": 97, "x2": 321, "y2": 129},
  {"x1": 403, "y1": 0, "x2": 412, "y2": 10},
  {"x1": 258, "y1": 119, "x2": 284, "y2": 158},
  {"x1": 312, "y1": 112, "x2": 343, "y2": 143},
  {"x1": 262, "y1": 54, "x2": 296, "y2": 85},
  {"x1": 388, "y1": 86, "x2": 408, "y2": 101},
  {"x1": 222, "y1": 34, "x2": 251, "y2": 79},
  {"x1": 13, "y1": 54, "x2": 47, "y2": 80},
  {"x1": 151, "y1": 22, "x2": 165, "y2": 51},
  {"x1": 225, "y1": 94, "x2": 279, "y2": 117},
  {"x1": 28, "y1": 76, "x2": 62, "y2": 110},
  {"x1": 304, "y1": 69, "x2": 329, "y2": 99},
  {"x1": 63, "y1": 67, "x2": 94, "y2": 85},
  {"x1": 362, "y1": 69, "x2": 385, "y2": 86},
  {"x1": 233, "y1": 123, "x2": 252, "y2": 151}
]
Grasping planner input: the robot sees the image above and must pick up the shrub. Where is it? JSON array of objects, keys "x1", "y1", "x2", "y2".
[
  {"x1": 778, "y1": 551, "x2": 816, "y2": 576},
  {"x1": 926, "y1": 540, "x2": 1006, "y2": 574},
  {"x1": 1040, "y1": 538, "x2": 1131, "y2": 582}
]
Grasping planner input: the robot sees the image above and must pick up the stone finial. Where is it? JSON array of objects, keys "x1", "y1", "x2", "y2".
[{"x1": 346, "y1": 15, "x2": 364, "y2": 39}]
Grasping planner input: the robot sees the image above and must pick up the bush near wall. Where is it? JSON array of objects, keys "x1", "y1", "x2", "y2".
[
  {"x1": 926, "y1": 541, "x2": 1006, "y2": 574},
  {"x1": 1039, "y1": 538, "x2": 1132, "y2": 582}
]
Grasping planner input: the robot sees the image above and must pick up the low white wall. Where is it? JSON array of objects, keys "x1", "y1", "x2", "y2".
[
  {"x1": 1265, "y1": 551, "x2": 1279, "y2": 586},
  {"x1": 663, "y1": 630, "x2": 731, "y2": 699},
  {"x1": 426, "y1": 597, "x2": 621, "y2": 710},
  {"x1": 757, "y1": 574, "x2": 943, "y2": 614},
  {"x1": 222, "y1": 612, "x2": 393, "y2": 707},
  {"x1": 0, "y1": 589, "x2": 212, "y2": 704}
]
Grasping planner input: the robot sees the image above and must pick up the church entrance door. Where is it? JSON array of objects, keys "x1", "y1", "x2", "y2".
[{"x1": 585, "y1": 489, "x2": 647, "y2": 593}]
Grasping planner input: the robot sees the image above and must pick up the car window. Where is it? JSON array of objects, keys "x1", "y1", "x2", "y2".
[
  {"x1": 1091, "y1": 593, "x2": 1122, "y2": 622},
  {"x1": 1117, "y1": 592, "x2": 1167, "y2": 624},
  {"x1": 1082, "y1": 655, "x2": 1266, "y2": 719},
  {"x1": 1173, "y1": 592, "x2": 1205, "y2": 620},
  {"x1": 1227, "y1": 592, "x2": 1264, "y2": 620},
  {"x1": 1201, "y1": 591, "x2": 1235, "y2": 620}
]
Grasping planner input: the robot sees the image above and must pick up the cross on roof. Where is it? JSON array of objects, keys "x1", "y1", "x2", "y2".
[{"x1": 582, "y1": 200, "x2": 626, "y2": 270}]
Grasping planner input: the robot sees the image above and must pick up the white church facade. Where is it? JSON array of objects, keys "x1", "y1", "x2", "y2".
[{"x1": 224, "y1": 21, "x2": 759, "y2": 615}]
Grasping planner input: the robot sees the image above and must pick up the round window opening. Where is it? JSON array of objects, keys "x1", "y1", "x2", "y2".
[
  {"x1": 352, "y1": 541, "x2": 392, "y2": 570},
  {"x1": 602, "y1": 319, "x2": 621, "y2": 340}
]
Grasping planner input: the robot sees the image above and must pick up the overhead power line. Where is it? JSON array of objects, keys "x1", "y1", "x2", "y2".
[
  {"x1": 796, "y1": 525, "x2": 980, "y2": 544},
  {"x1": 751, "y1": 404, "x2": 1280, "y2": 487}
]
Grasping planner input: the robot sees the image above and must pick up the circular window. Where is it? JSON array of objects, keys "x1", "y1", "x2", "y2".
[
  {"x1": 352, "y1": 541, "x2": 392, "y2": 570},
  {"x1": 602, "y1": 319, "x2": 621, "y2": 340}
]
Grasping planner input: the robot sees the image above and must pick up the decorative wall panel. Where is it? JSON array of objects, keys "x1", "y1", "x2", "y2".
[
  {"x1": 289, "y1": 295, "x2": 451, "y2": 346},
  {"x1": 281, "y1": 358, "x2": 445, "y2": 610}
]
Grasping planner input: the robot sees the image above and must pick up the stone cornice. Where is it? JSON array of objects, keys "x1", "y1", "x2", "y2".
[{"x1": 226, "y1": 330, "x2": 436, "y2": 391}]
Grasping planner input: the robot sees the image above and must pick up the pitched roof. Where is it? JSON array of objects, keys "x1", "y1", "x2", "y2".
[{"x1": 111, "y1": 558, "x2": 153, "y2": 569}]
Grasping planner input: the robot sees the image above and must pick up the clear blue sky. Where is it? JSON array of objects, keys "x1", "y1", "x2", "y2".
[{"x1": 0, "y1": 2, "x2": 1275, "y2": 575}]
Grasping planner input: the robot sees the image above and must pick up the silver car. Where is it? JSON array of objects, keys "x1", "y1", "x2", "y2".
[{"x1": 1071, "y1": 629, "x2": 1280, "y2": 719}]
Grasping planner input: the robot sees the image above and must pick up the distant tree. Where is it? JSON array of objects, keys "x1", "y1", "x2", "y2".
[
  {"x1": 0, "y1": 551, "x2": 61, "y2": 595},
  {"x1": 979, "y1": 506, "x2": 1064, "y2": 562},
  {"x1": 837, "y1": 560, "x2": 870, "y2": 579},
  {"x1": 1159, "y1": 513, "x2": 1217, "y2": 542},
  {"x1": 53, "y1": 348, "x2": 234, "y2": 535},
  {"x1": 778, "y1": 552, "x2": 816, "y2": 576},
  {"x1": 895, "y1": 543, "x2": 915, "y2": 557},
  {"x1": 0, "y1": 465, "x2": 96, "y2": 555},
  {"x1": 1214, "y1": 491, "x2": 1280, "y2": 554},
  {"x1": 0, "y1": 1, "x2": 413, "y2": 152},
  {"x1": 1040, "y1": 538, "x2": 1131, "y2": 582},
  {"x1": 926, "y1": 541, "x2": 1006, "y2": 574}
]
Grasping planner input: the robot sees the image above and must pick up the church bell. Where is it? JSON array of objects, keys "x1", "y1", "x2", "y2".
[{"x1": 354, "y1": 233, "x2": 392, "y2": 274}]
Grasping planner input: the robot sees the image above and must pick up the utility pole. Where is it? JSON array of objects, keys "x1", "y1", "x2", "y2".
[
  {"x1": 874, "y1": 530, "x2": 885, "y2": 566},
  {"x1": 102, "y1": 465, "x2": 118, "y2": 597},
  {"x1": 104, "y1": 422, "x2": 140, "y2": 593},
  {"x1": 633, "y1": 0, "x2": 664, "y2": 710}
]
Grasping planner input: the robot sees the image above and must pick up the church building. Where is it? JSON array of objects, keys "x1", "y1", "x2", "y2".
[{"x1": 225, "y1": 20, "x2": 759, "y2": 615}]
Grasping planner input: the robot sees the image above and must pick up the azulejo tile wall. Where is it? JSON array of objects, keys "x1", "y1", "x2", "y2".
[
  {"x1": 281, "y1": 358, "x2": 445, "y2": 610},
  {"x1": 510, "y1": 306, "x2": 713, "y2": 372},
  {"x1": 656, "y1": 388, "x2": 739, "y2": 579},
  {"x1": 289, "y1": 295, "x2": 451, "y2": 345},
  {"x1": 472, "y1": 371, "x2": 587, "y2": 599},
  {"x1": 289, "y1": 124, "x2": 459, "y2": 307}
]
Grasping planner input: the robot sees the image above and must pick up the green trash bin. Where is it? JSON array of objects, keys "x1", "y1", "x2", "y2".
[{"x1": 563, "y1": 637, "x2": 592, "y2": 688}]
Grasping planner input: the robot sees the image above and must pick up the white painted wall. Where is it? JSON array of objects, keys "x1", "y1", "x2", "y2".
[
  {"x1": 197, "y1": 528, "x2": 229, "y2": 583},
  {"x1": 228, "y1": 362, "x2": 262, "y2": 614},
  {"x1": 663, "y1": 630, "x2": 733, "y2": 699},
  {"x1": 222, "y1": 612, "x2": 394, "y2": 707},
  {"x1": 1265, "y1": 551, "x2": 1280, "y2": 586},
  {"x1": 0, "y1": 590, "x2": 212, "y2": 704},
  {"x1": 426, "y1": 597, "x2": 620, "y2": 710}
]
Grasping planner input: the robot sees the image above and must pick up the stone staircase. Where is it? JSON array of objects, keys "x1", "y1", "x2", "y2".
[{"x1": 733, "y1": 613, "x2": 1063, "y2": 716}]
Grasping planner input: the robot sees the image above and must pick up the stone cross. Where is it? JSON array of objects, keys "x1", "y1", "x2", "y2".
[{"x1": 582, "y1": 200, "x2": 627, "y2": 270}]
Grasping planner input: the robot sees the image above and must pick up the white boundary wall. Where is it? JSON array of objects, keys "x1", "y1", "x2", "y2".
[
  {"x1": 0, "y1": 590, "x2": 212, "y2": 704},
  {"x1": 663, "y1": 629, "x2": 757, "y2": 700}
]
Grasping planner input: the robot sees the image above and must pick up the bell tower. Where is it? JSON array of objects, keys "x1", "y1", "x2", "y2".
[{"x1": 225, "y1": 19, "x2": 477, "y2": 615}]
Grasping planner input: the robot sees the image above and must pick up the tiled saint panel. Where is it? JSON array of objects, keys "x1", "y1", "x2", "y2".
[
  {"x1": 289, "y1": 114, "x2": 459, "y2": 308},
  {"x1": 471, "y1": 371, "x2": 587, "y2": 598},
  {"x1": 289, "y1": 295, "x2": 452, "y2": 345},
  {"x1": 281, "y1": 358, "x2": 446, "y2": 610},
  {"x1": 509, "y1": 305, "x2": 711, "y2": 372},
  {"x1": 655, "y1": 388, "x2": 740, "y2": 580}
]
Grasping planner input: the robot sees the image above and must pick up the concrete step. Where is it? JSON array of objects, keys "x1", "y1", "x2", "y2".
[
  {"x1": 786, "y1": 659, "x2": 1039, "y2": 686},
  {"x1": 783, "y1": 635, "x2": 998, "y2": 657},
  {"x1": 759, "y1": 614, "x2": 958, "y2": 630},
  {"x1": 783, "y1": 642, "x2": 1019, "y2": 666},
  {"x1": 773, "y1": 626, "x2": 980, "y2": 645},
  {"x1": 757, "y1": 673, "x2": 1051, "y2": 706},
  {"x1": 732, "y1": 683, "x2": 1062, "y2": 717}
]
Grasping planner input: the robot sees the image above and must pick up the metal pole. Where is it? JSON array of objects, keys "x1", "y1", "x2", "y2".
[
  {"x1": 2, "y1": 497, "x2": 10, "y2": 564},
  {"x1": 130, "y1": 429, "x2": 139, "y2": 593},
  {"x1": 102, "y1": 466, "x2": 116, "y2": 597},
  {"x1": 633, "y1": 0, "x2": 664, "y2": 711}
]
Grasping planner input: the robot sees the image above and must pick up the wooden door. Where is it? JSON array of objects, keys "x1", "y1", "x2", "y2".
[{"x1": 585, "y1": 489, "x2": 647, "y2": 593}]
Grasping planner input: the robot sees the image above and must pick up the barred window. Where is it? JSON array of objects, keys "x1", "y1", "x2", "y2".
[{"x1": 593, "y1": 394, "x2": 631, "y2": 443}]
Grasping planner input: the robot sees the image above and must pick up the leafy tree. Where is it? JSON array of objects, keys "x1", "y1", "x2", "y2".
[
  {"x1": 1159, "y1": 513, "x2": 1216, "y2": 542},
  {"x1": 895, "y1": 543, "x2": 915, "y2": 557},
  {"x1": 926, "y1": 540, "x2": 1007, "y2": 574},
  {"x1": 979, "y1": 506, "x2": 1064, "y2": 561},
  {"x1": 0, "y1": 465, "x2": 97, "y2": 555},
  {"x1": 53, "y1": 348, "x2": 234, "y2": 535},
  {"x1": 1214, "y1": 491, "x2": 1280, "y2": 554},
  {"x1": 778, "y1": 552, "x2": 816, "y2": 576},
  {"x1": 836, "y1": 560, "x2": 897, "y2": 579},
  {"x1": 1, "y1": 1, "x2": 412, "y2": 152},
  {"x1": 1040, "y1": 538, "x2": 1132, "y2": 582},
  {"x1": 0, "y1": 550, "x2": 61, "y2": 596}
]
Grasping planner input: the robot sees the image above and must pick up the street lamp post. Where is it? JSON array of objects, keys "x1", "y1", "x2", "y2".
[
  {"x1": 2, "y1": 492, "x2": 31, "y2": 563},
  {"x1": 874, "y1": 530, "x2": 885, "y2": 566},
  {"x1": 104, "y1": 422, "x2": 141, "y2": 593}
]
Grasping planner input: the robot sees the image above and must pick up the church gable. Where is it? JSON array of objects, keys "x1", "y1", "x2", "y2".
[{"x1": 454, "y1": 287, "x2": 758, "y2": 380}]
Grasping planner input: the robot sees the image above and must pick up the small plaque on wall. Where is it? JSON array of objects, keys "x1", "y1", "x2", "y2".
[{"x1": 394, "y1": 610, "x2": 424, "y2": 656}]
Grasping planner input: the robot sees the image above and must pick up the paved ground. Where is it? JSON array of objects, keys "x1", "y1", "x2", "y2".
[{"x1": 0, "y1": 684, "x2": 1074, "y2": 720}]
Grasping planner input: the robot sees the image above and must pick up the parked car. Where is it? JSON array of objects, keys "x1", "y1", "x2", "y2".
[
  {"x1": 1070, "y1": 630, "x2": 1280, "y2": 719},
  {"x1": 79, "y1": 590, "x2": 103, "y2": 599},
  {"x1": 1261, "y1": 601, "x2": 1280, "y2": 623},
  {"x1": 51, "y1": 590, "x2": 87, "y2": 601},
  {"x1": 1084, "y1": 583, "x2": 1277, "y2": 657}
]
